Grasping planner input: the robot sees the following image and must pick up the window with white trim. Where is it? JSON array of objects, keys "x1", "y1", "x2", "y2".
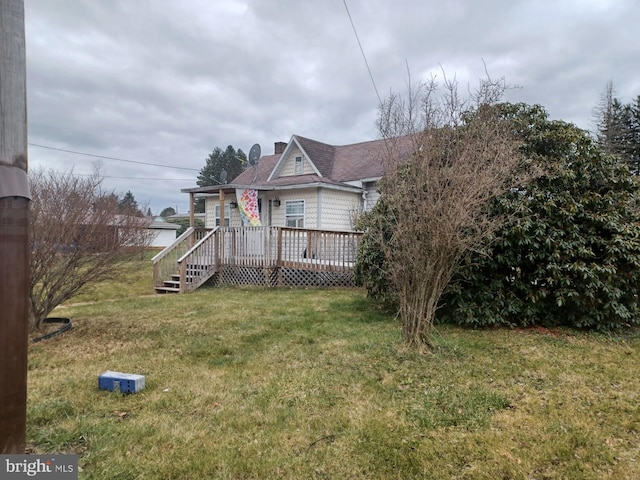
[
  {"x1": 214, "y1": 204, "x2": 231, "y2": 226},
  {"x1": 285, "y1": 200, "x2": 304, "y2": 228},
  {"x1": 294, "y1": 156, "x2": 303, "y2": 174}
]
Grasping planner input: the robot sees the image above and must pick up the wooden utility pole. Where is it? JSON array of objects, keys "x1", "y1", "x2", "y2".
[{"x1": 0, "y1": 0, "x2": 30, "y2": 454}]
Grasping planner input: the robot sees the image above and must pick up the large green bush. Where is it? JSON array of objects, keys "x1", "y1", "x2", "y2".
[
  {"x1": 357, "y1": 103, "x2": 640, "y2": 331},
  {"x1": 443, "y1": 104, "x2": 640, "y2": 330}
]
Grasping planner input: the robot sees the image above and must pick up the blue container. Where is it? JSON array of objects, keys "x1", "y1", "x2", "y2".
[{"x1": 98, "y1": 371, "x2": 145, "y2": 394}]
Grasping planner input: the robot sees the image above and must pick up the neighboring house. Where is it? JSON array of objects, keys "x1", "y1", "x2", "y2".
[
  {"x1": 148, "y1": 217, "x2": 180, "y2": 248},
  {"x1": 165, "y1": 212, "x2": 206, "y2": 224},
  {"x1": 181, "y1": 135, "x2": 410, "y2": 231}
]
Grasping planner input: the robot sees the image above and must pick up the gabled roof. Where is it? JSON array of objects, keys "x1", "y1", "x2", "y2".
[
  {"x1": 182, "y1": 134, "x2": 414, "y2": 195},
  {"x1": 296, "y1": 136, "x2": 336, "y2": 177}
]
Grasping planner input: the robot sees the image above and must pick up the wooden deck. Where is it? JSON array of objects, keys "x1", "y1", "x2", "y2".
[{"x1": 152, "y1": 226, "x2": 363, "y2": 293}]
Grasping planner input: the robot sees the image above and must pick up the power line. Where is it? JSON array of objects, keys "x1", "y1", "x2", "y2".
[
  {"x1": 342, "y1": 0, "x2": 382, "y2": 106},
  {"x1": 46, "y1": 169, "x2": 194, "y2": 181},
  {"x1": 28, "y1": 142, "x2": 200, "y2": 172},
  {"x1": 42, "y1": 166, "x2": 225, "y2": 184},
  {"x1": 80, "y1": 174, "x2": 194, "y2": 181}
]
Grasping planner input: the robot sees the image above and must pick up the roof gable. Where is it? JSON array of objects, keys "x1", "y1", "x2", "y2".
[
  {"x1": 268, "y1": 136, "x2": 329, "y2": 181},
  {"x1": 294, "y1": 136, "x2": 335, "y2": 177}
]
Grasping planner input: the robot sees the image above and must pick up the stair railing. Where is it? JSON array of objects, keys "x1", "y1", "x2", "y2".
[
  {"x1": 152, "y1": 227, "x2": 210, "y2": 289},
  {"x1": 176, "y1": 226, "x2": 220, "y2": 292}
]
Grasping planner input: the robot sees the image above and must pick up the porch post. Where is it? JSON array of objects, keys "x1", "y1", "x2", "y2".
[
  {"x1": 187, "y1": 192, "x2": 195, "y2": 248},
  {"x1": 219, "y1": 189, "x2": 225, "y2": 226},
  {"x1": 276, "y1": 227, "x2": 283, "y2": 286},
  {"x1": 219, "y1": 189, "x2": 225, "y2": 283},
  {"x1": 189, "y1": 192, "x2": 195, "y2": 227}
]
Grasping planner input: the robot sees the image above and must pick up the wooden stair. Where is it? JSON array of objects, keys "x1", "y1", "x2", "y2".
[
  {"x1": 154, "y1": 273, "x2": 181, "y2": 293},
  {"x1": 154, "y1": 264, "x2": 215, "y2": 294}
]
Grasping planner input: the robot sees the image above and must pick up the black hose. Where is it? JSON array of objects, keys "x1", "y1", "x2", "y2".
[{"x1": 32, "y1": 317, "x2": 72, "y2": 343}]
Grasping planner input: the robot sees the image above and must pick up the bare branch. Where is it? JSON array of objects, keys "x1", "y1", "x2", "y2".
[
  {"x1": 375, "y1": 67, "x2": 532, "y2": 350},
  {"x1": 29, "y1": 168, "x2": 153, "y2": 329}
]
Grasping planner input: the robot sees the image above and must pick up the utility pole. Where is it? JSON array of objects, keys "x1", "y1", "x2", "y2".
[{"x1": 0, "y1": 0, "x2": 30, "y2": 454}]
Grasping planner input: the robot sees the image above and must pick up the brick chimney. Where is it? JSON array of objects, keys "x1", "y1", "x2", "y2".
[{"x1": 274, "y1": 141, "x2": 287, "y2": 154}]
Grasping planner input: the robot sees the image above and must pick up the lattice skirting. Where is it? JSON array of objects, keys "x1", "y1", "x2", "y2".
[{"x1": 209, "y1": 266, "x2": 357, "y2": 288}]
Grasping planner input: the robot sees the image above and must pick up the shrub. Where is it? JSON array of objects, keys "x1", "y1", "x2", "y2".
[{"x1": 439, "y1": 104, "x2": 640, "y2": 331}]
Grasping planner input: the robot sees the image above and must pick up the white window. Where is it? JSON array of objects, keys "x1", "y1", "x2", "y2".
[
  {"x1": 214, "y1": 204, "x2": 231, "y2": 226},
  {"x1": 285, "y1": 200, "x2": 304, "y2": 228},
  {"x1": 294, "y1": 156, "x2": 303, "y2": 174}
]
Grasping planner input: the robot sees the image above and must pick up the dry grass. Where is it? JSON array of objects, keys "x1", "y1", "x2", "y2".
[{"x1": 27, "y1": 258, "x2": 640, "y2": 479}]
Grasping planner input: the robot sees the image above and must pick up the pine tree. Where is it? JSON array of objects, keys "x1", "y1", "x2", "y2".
[
  {"x1": 593, "y1": 83, "x2": 640, "y2": 175},
  {"x1": 117, "y1": 191, "x2": 142, "y2": 216},
  {"x1": 197, "y1": 145, "x2": 247, "y2": 187}
]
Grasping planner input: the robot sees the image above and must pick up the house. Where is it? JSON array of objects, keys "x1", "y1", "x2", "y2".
[
  {"x1": 153, "y1": 134, "x2": 413, "y2": 293},
  {"x1": 180, "y1": 135, "x2": 408, "y2": 231}
]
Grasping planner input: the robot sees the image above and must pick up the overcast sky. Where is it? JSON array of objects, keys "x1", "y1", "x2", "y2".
[{"x1": 24, "y1": 0, "x2": 639, "y2": 214}]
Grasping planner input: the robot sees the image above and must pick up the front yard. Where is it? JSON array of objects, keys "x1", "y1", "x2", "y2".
[{"x1": 27, "y1": 260, "x2": 640, "y2": 479}]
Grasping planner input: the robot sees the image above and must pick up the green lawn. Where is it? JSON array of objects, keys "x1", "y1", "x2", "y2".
[{"x1": 27, "y1": 258, "x2": 640, "y2": 479}]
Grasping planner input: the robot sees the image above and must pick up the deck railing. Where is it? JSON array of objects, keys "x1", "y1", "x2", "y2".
[
  {"x1": 215, "y1": 226, "x2": 362, "y2": 271},
  {"x1": 152, "y1": 227, "x2": 210, "y2": 288},
  {"x1": 277, "y1": 227, "x2": 361, "y2": 271},
  {"x1": 154, "y1": 226, "x2": 363, "y2": 291}
]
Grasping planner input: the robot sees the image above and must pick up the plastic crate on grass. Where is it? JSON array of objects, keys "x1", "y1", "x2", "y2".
[{"x1": 98, "y1": 371, "x2": 145, "y2": 394}]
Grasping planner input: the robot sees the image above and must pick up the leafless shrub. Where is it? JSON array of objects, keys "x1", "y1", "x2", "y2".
[
  {"x1": 376, "y1": 71, "x2": 528, "y2": 350},
  {"x1": 29, "y1": 166, "x2": 153, "y2": 330}
]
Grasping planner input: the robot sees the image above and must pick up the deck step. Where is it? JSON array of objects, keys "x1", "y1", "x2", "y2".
[
  {"x1": 156, "y1": 269, "x2": 211, "y2": 294},
  {"x1": 154, "y1": 286, "x2": 180, "y2": 293}
]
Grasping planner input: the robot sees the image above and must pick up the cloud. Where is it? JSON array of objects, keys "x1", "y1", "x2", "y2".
[{"x1": 24, "y1": 0, "x2": 639, "y2": 213}]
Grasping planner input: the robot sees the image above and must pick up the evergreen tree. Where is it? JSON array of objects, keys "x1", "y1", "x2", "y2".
[
  {"x1": 197, "y1": 145, "x2": 247, "y2": 187},
  {"x1": 117, "y1": 190, "x2": 142, "y2": 216},
  {"x1": 594, "y1": 83, "x2": 640, "y2": 175},
  {"x1": 622, "y1": 96, "x2": 640, "y2": 175}
]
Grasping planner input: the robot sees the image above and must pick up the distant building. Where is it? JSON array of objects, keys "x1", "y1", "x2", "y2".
[{"x1": 148, "y1": 217, "x2": 180, "y2": 247}]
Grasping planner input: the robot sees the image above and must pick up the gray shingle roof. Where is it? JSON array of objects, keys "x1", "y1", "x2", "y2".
[{"x1": 183, "y1": 134, "x2": 415, "y2": 193}]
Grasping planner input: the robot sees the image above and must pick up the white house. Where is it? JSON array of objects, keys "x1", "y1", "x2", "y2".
[{"x1": 181, "y1": 134, "x2": 412, "y2": 231}]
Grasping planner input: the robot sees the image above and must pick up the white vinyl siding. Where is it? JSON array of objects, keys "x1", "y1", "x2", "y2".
[
  {"x1": 285, "y1": 200, "x2": 305, "y2": 227},
  {"x1": 319, "y1": 189, "x2": 361, "y2": 230},
  {"x1": 270, "y1": 189, "x2": 317, "y2": 228},
  {"x1": 205, "y1": 197, "x2": 243, "y2": 228},
  {"x1": 278, "y1": 146, "x2": 314, "y2": 177}
]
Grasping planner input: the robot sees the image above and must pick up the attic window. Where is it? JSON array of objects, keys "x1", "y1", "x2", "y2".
[{"x1": 294, "y1": 156, "x2": 303, "y2": 174}]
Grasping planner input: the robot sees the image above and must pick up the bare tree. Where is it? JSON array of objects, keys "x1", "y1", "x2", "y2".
[
  {"x1": 29, "y1": 167, "x2": 153, "y2": 330},
  {"x1": 375, "y1": 72, "x2": 529, "y2": 350}
]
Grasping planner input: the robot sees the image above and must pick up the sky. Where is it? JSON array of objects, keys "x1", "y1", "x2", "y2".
[{"x1": 24, "y1": 0, "x2": 639, "y2": 215}]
